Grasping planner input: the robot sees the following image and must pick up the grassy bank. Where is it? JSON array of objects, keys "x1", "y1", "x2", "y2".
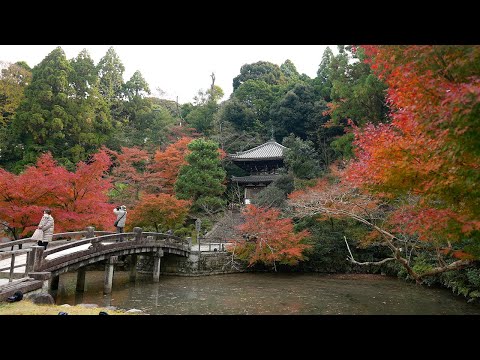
[{"x1": 0, "y1": 300, "x2": 139, "y2": 315}]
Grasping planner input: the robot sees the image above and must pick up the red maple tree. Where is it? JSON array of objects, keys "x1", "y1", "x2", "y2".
[
  {"x1": 109, "y1": 146, "x2": 151, "y2": 205},
  {"x1": 229, "y1": 205, "x2": 311, "y2": 270},
  {"x1": 0, "y1": 150, "x2": 113, "y2": 239},
  {"x1": 346, "y1": 45, "x2": 480, "y2": 251}
]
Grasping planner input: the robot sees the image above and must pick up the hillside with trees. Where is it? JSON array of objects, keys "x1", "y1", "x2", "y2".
[{"x1": 0, "y1": 45, "x2": 478, "y2": 301}]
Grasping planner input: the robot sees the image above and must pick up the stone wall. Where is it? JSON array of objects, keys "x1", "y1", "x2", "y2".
[{"x1": 137, "y1": 251, "x2": 247, "y2": 276}]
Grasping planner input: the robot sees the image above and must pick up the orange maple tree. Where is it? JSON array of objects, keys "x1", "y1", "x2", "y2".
[
  {"x1": 148, "y1": 137, "x2": 193, "y2": 194},
  {"x1": 0, "y1": 150, "x2": 113, "y2": 239},
  {"x1": 229, "y1": 205, "x2": 311, "y2": 270},
  {"x1": 346, "y1": 45, "x2": 480, "y2": 255},
  {"x1": 126, "y1": 193, "x2": 191, "y2": 232}
]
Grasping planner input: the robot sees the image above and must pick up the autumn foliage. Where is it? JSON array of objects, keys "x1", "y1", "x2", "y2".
[
  {"x1": 345, "y1": 45, "x2": 480, "y2": 254},
  {"x1": 149, "y1": 137, "x2": 193, "y2": 194},
  {"x1": 126, "y1": 193, "x2": 191, "y2": 232},
  {"x1": 0, "y1": 150, "x2": 113, "y2": 239},
  {"x1": 108, "y1": 146, "x2": 150, "y2": 205},
  {"x1": 229, "y1": 205, "x2": 311, "y2": 269}
]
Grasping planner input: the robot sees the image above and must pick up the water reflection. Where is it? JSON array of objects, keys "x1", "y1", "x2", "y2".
[{"x1": 54, "y1": 272, "x2": 480, "y2": 315}]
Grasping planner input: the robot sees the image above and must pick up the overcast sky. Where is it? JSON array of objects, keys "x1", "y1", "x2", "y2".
[{"x1": 0, "y1": 45, "x2": 336, "y2": 103}]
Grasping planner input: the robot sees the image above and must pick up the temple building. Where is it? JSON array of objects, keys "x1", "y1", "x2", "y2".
[{"x1": 229, "y1": 139, "x2": 287, "y2": 204}]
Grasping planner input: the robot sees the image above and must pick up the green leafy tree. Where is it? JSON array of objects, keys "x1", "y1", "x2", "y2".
[
  {"x1": 117, "y1": 104, "x2": 175, "y2": 149},
  {"x1": 282, "y1": 134, "x2": 321, "y2": 179},
  {"x1": 0, "y1": 61, "x2": 32, "y2": 127},
  {"x1": 186, "y1": 85, "x2": 224, "y2": 136},
  {"x1": 269, "y1": 83, "x2": 317, "y2": 140},
  {"x1": 219, "y1": 98, "x2": 257, "y2": 131},
  {"x1": 234, "y1": 79, "x2": 281, "y2": 128},
  {"x1": 233, "y1": 61, "x2": 285, "y2": 91},
  {"x1": 185, "y1": 101, "x2": 219, "y2": 135},
  {"x1": 280, "y1": 59, "x2": 300, "y2": 80},
  {"x1": 174, "y1": 138, "x2": 226, "y2": 213},
  {"x1": 328, "y1": 46, "x2": 389, "y2": 126}
]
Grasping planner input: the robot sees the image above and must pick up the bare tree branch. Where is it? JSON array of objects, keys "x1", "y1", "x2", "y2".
[
  {"x1": 289, "y1": 183, "x2": 476, "y2": 284},
  {"x1": 344, "y1": 236, "x2": 395, "y2": 266}
]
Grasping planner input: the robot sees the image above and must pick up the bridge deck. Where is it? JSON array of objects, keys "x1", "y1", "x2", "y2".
[{"x1": 0, "y1": 242, "x2": 96, "y2": 285}]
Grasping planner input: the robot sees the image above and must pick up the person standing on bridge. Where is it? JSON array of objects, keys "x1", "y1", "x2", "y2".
[
  {"x1": 37, "y1": 208, "x2": 54, "y2": 250},
  {"x1": 114, "y1": 205, "x2": 127, "y2": 242}
]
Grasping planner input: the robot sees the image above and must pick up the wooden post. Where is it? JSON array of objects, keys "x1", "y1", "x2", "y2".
[
  {"x1": 76, "y1": 268, "x2": 86, "y2": 292},
  {"x1": 134, "y1": 227, "x2": 143, "y2": 242},
  {"x1": 104, "y1": 257, "x2": 115, "y2": 294},
  {"x1": 30, "y1": 245, "x2": 44, "y2": 272},
  {"x1": 9, "y1": 253, "x2": 15, "y2": 282},
  {"x1": 187, "y1": 237, "x2": 192, "y2": 250},
  {"x1": 50, "y1": 275, "x2": 60, "y2": 291},
  {"x1": 153, "y1": 250, "x2": 164, "y2": 283},
  {"x1": 129, "y1": 254, "x2": 137, "y2": 282},
  {"x1": 85, "y1": 226, "x2": 95, "y2": 239},
  {"x1": 25, "y1": 250, "x2": 34, "y2": 275}
]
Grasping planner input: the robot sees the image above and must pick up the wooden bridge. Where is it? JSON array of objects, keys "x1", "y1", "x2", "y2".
[{"x1": 0, "y1": 227, "x2": 191, "y2": 300}]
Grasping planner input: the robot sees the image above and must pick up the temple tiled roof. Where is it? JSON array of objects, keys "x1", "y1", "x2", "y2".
[
  {"x1": 231, "y1": 174, "x2": 281, "y2": 183},
  {"x1": 229, "y1": 140, "x2": 287, "y2": 160}
]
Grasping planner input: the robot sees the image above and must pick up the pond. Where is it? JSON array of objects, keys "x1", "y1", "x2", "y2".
[{"x1": 54, "y1": 272, "x2": 480, "y2": 315}]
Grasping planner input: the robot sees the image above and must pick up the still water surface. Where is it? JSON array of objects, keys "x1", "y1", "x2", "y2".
[{"x1": 54, "y1": 272, "x2": 480, "y2": 315}]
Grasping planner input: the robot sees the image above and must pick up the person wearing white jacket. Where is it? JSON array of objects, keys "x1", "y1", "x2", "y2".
[
  {"x1": 113, "y1": 205, "x2": 127, "y2": 242},
  {"x1": 37, "y1": 208, "x2": 54, "y2": 250}
]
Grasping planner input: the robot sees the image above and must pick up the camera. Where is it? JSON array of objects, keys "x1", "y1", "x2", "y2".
[{"x1": 116, "y1": 206, "x2": 121, "y2": 210}]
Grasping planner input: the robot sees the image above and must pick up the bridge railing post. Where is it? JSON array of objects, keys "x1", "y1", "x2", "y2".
[
  {"x1": 30, "y1": 245, "x2": 44, "y2": 272},
  {"x1": 134, "y1": 227, "x2": 143, "y2": 242},
  {"x1": 85, "y1": 226, "x2": 95, "y2": 239},
  {"x1": 186, "y1": 237, "x2": 192, "y2": 250}
]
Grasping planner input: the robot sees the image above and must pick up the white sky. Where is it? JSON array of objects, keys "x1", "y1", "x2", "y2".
[{"x1": 0, "y1": 45, "x2": 336, "y2": 104}]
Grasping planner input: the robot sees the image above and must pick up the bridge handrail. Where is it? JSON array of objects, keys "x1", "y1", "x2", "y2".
[
  {"x1": 0, "y1": 248, "x2": 32, "y2": 256},
  {"x1": 43, "y1": 231, "x2": 190, "y2": 257},
  {"x1": 43, "y1": 233, "x2": 132, "y2": 256},
  {"x1": 93, "y1": 231, "x2": 115, "y2": 236},
  {"x1": 0, "y1": 248, "x2": 32, "y2": 282},
  {"x1": 142, "y1": 232, "x2": 184, "y2": 242},
  {"x1": 0, "y1": 230, "x2": 116, "y2": 251},
  {"x1": 0, "y1": 238, "x2": 36, "y2": 250},
  {"x1": 52, "y1": 231, "x2": 86, "y2": 238},
  {"x1": 90, "y1": 233, "x2": 135, "y2": 244}
]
